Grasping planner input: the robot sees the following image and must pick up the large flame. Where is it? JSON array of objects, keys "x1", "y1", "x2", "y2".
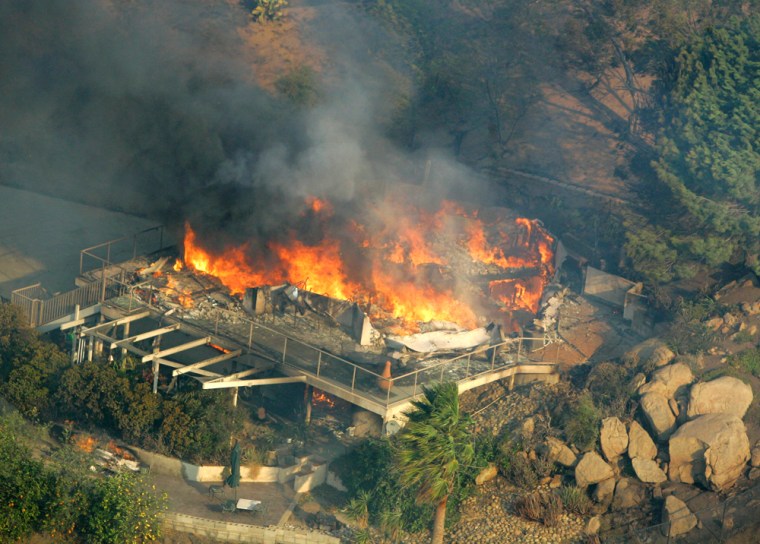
[{"x1": 180, "y1": 198, "x2": 554, "y2": 331}]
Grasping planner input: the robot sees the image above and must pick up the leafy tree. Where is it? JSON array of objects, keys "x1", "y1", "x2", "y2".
[
  {"x1": 0, "y1": 426, "x2": 50, "y2": 543},
  {"x1": 0, "y1": 303, "x2": 41, "y2": 381},
  {"x1": 2, "y1": 343, "x2": 69, "y2": 420},
  {"x1": 651, "y1": 15, "x2": 760, "y2": 274},
  {"x1": 251, "y1": 0, "x2": 288, "y2": 22},
  {"x1": 56, "y1": 361, "x2": 132, "y2": 431},
  {"x1": 394, "y1": 382, "x2": 474, "y2": 544},
  {"x1": 83, "y1": 471, "x2": 166, "y2": 544},
  {"x1": 158, "y1": 390, "x2": 241, "y2": 463}
]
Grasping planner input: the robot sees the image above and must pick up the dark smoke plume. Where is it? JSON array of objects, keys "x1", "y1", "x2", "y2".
[{"x1": 0, "y1": 1, "x2": 485, "y2": 252}]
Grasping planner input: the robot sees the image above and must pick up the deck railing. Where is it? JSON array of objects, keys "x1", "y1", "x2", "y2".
[
  {"x1": 111, "y1": 281, "x2": 559, "y2": 410},
  {"x1": 10, "y1": 226, "x2": 168, "y2": 329}
]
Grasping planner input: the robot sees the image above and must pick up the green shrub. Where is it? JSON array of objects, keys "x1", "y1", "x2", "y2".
[
  {"x1": 732, "y1": 330, "x2": 756, "y2": 344},
  {"x1": 562, "y1": 393, "x2": 601, "y2": 452},
  {"x1": 333, "y1": 439, "x2": 432, "y2": 533},
  {"x1": 586, "y1": 361, "x2": 632, "y2": 414},
  {"x1": 275, "y1": 65, "x2": 319, "y2": 107},
  {"x1": 558, "y1": 485, "x2": 592, "y2": 515},
  {"x1": 728, "y1": 348, "x2": 760, "y2": 378}
]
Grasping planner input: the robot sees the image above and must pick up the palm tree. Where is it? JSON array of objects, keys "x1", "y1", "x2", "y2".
[{"x1": 394, "y1": 382, "x2": 474, "y2": 544}]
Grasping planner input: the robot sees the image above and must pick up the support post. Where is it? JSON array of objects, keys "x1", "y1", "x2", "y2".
[
  {"x1": 303, "y1": 385, "x2": 313, "y2": 425},
  {"x1": 232, "y1": 387, "x2": 239, "y2": 408},
  {"x1": 152, "y1": 354, "x2": 160, "y2": 394},
  {"x1": 87, "y1": 335, "x2": 94, "y2": 362},
  {"x1": 121, "y1": 321, "x2": 130, "y2": 359}
]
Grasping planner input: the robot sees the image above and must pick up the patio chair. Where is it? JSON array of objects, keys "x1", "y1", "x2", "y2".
[
  {"x1": 208, "y1": 484, "x2": 225, "y2": 499},
  {"x1": 222, "y1": 499, "x2": 237, "y2": 513}
]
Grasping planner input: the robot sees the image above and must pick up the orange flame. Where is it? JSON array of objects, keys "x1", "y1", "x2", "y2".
[
  {"x1": 180, "y1": 198, "x2": 555, "y2": 331},
  {"x1": 312, "y1": 389, "x2": 336, "y2": 408}
]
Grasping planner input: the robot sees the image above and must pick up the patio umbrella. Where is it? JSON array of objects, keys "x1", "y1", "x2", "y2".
[{"x1": 225, "y1": 441, "x2": 241, "y2": 500}]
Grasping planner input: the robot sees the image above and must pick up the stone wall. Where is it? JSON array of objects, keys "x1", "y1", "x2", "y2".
[{"x1": 164, "y1": 512, "x2": 340, "y2": 544}]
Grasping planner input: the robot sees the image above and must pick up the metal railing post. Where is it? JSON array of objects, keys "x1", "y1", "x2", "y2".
[
  {"x1": 351, "y1": 367, "x2": 357, "y2": 392},
  {"x1": 491, "y1": 345, "x2": 496, "y2": 369},
  {"x1": 282, "y1": 337, "x2": 288, "y2": 363},
  {"x1": 517, "y1": 337, "x2": 522, "y2": 364},
  {"x1": 412, "y1": 373, "x2": 418, "y2": 398},
  {"x1": 466, "y1": 353, "x2": 471, "y2": 377},
  {"x1": 316, "y1": 352, "x2": 322, "y2": 376},
  {"x1": 248, "y1": 322, "x2": 253, "y2": 348}
]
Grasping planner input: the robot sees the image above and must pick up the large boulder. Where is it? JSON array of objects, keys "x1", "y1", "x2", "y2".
[
  {"x1": 640, "y1": 392, "x2": 677, "y2": 441},
  {"x1": 662, "y1": 495, "x2": 697, "y2": 537},
  {"x1": 628, "y1": 420, "x2": 657, "y2": 460},
  {"x1": 638, "y1": 363, "x2": 694, "y2": 399},
  {"x1": 687, "y1": 376, "x2": 753, "y2": 419},
  {"x1": 631, "y1": 457, "x2": 667, "y2": 484},
  {"x1": 668, "y1": 413, "x2": 750, "y2": 491},
  {"x1": 600, "y1": 417, "x2": 628, "y2": 462},
  {"x1": 575, "y1": 451, "x2": 615, "y2": 488},
  {"x1": 611, "y1": 478, "x2": 645, "y2": 510},
  {"x1": 544, "y1": 436, "x2": 577, "y2": 467}
]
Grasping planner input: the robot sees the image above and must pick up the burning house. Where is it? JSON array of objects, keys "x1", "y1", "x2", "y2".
[{"x1": 23, "y1": 190, "x2": 563, "y2": 433}]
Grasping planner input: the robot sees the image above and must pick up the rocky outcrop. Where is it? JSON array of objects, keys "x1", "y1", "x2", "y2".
[
  {"x1": 668, "y1": 413, "x2": 750, "y2": 491},
  {"x1": 631, "y1": 457, "x2": 667, "y2": 484},
  {"x1": 638, "y1": 363, "x2": 694, "y2": 399},
  {"x1": 575, "y1": 452, "x2": 614, "y2": 488},
  {"x1": 600, "y1": 417, "x2": 628, "y2": 462},
  {"x1": 640, "y1": 392, "x2": 677, "y2": 441},
  {"x1": 686, "y1": 376, "x2": 753, "y2": 419},
  {"x1": 628, "y1": 420, "x2": 657, "y2": 460},
  {"x1": 662, "y1": 496, "x2": 697, "y2": 537},
  {"x1": 612, "y1": 478, "x2": 645, "y2": 510},
  {"x1": 544, "y1": 436, "x2": 577, "y2": 467}
]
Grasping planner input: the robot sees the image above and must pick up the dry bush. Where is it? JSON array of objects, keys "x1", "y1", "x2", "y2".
[
  {"x1": 514, "y1": 492, "x2": 543, "y2": 522},
  {"x1": 542, "y1": 492, "x2": 564, "y2": 527}
]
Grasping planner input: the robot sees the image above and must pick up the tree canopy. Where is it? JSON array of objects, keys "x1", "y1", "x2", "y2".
[{"x1": 650, "y1": 15, "x2": 760, "y2": 275}]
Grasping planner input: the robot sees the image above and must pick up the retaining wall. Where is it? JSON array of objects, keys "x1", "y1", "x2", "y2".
[
  {"x1": 164, "y1": 512, "x2": 340, "y2": 544},
  {"x1": 133, "y1": 447, "x2": 329, "y2": 492}
]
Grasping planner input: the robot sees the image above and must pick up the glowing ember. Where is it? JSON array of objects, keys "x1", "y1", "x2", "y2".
[
  {"x1": 312, "y1": 389, "x2": 336, "y2": 408},
  {"x1": 165, "y1": 275, "x2": 194, "y2": 308},
  {"x1": 209, "y1": 343, "x2": 231, "y2": 354},
  {"x1": 180, "y1": 197, "x2": 555, "y2": 331},
  {"x1": 173, "y1": 259, "x2": 184, "y2": 272}
]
